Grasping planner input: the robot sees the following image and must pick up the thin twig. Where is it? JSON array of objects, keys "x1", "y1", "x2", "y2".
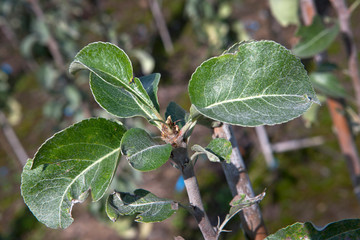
[
  {"x1": 271, "y1": 136, "x2": 325, "y2": 153},
  {"x1": 0, "y1": 111, "x2": 29, "y2": 166},
  {"x1": 171, "y1": 146, "x2": 217, "y2": 240},
  {"x1": 300, "y1": 0, "x2": 316, "y2": 25},
  {"x1": 327, "y1": 98, "x2": 360, "y2": 199},
  {"x1": 330, "y1": 0, "x2": 360, "y2": 114},
  {"x1": 26, "y1": 0, "x2": 66, "y2": 72},
  {"x1": 148, "y1": 0, "x2": 174, "y2": 54},
  {"x1": 255, "y1": 126, "x2": 277, "y2": 169},
  {"x1": 213, "y1": 124, "x2": 267, "y2": 240}
]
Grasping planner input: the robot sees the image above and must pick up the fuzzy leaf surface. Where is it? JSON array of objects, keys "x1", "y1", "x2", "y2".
[
  {"x1": 121, "y1": 128, "x2": 172, "y2": 171},
  {"x1": 189, "y1": 40, "x2": 319, "y2": 126},
  {"x1": 70, "y1": 42, "x2": 159, "y2": 120},
  {"x1": 106, "y1": 189, "x2": 177, "y2": 222},
  {"x1": 265, "y1": 219, "x2": 360, "y2": 240},
  {"x1": 21, "y1": 118, "x2": 126, "y2": 229},
  {"x1": 191, "y1": 138, "x2": 232, "y2": 163},
  {"x1": 292, "y1": 17, "x2": 339, "y2": 58}
]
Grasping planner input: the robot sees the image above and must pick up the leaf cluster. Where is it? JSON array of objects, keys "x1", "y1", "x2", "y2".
[{"x1": 21, "y1": 40, "x2": 318, "y2": 235}]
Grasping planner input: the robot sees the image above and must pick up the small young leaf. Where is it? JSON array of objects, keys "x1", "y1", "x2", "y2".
[
  {"x1": 310, "y1": 72, "x2": 346, "y2": 98},
  {"x1": 265, "y1": 219, "x2": 360, "y2": 240},
  {"x1": 21, "y1": 118, "x2": 126, "y2": 229},
  {"x1": 269, "y1": 0, "x2": 300, "y2": 27},
  {"x1": 189, "y1": 40, "x2": 319, "y2": 127},
  {"x1": 292, "y1": 16, "x2": 339, "y2": 58},
  {"x1": 165, "y1": 102, "x2": 188, "y2": 128},
  {"x1": 121, "y1": 128, "x2": 172, "y2": 171},
  {"x1": 139, "y1": 73, "x2": 161, "y2": 112},
  {"x1": 206, "y1": 138, "x2": 232, "y2": 162},
  {"x1": 106, "y1": 189, "x2": 178, "y2": 223},
  {"x1": 191, "y1": 138, "x2": 232, "y2": 163},
  {"x1": 219, "y1": 191, "x2": 266, "y2": 233}
]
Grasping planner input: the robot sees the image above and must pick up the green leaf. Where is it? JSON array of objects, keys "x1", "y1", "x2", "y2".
[
  {"x1": 292, "y1": 17, "x2": 339, "y2": 58},
  {"x1": 139, "y1": 73, "x2": 161, "y2": 112},
  {"x1": 165, "y1": 102, "x2": 188, "y2": 129},
  {"x1": 70, "y1": 42, "x2": 160, "y2": 121},
  {"x1": 265, "y1": 219, "x2": 360, "y2": 240},
  {"x1": 269, "y1": 0, "x2": 299, "y2": 27},
  {"x1": 189, "y1": 40, "x2": 319, "y2": 127},
  {"x1": 310, "y1": 72, "x2": 346, "y2": 98},
  {"x1": 121, "y1": 128, "x2": 172, "y2": 171},
  {"x1": 21, "y1": 118, "x2": 126, "y2": 229},
  {"x1": 106, "y1": 189, "x2": 178, "y2": 222},
  {"x1": 219, "y1": 191, "x2": 266, "y2": 233},
  {"x1": 90, "y1": 73, "x2": 155, "y2": 119},
  {"x1": 191, "y1": 138, "x2": 232, "y2": 163}
]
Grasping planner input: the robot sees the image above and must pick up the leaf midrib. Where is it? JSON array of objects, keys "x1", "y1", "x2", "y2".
[
  {"x1": 58, "y1": 146, "x2": 121, "y2": 227},
  {"x1": 204, "y1": 94, "x2": 305, "y2": 109},
  {"x1": 128, "y1": 144, "x2": 167, "y2": 160}
]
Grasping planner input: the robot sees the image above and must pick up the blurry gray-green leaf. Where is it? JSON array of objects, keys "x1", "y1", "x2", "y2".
[
  {"x1": 106, "y1": 189, "x2": 178, "y2": 223},
  {"x1": 121, "y1": 128, "x2": 172, "y2": 171},
  {"x1": 20, "y1": 35, "x2": 38, "y2": 58},
  {"x1": 139, "y1": 73, "x2": 161, "y2": 112},
  {"x1": 132, "y1": 49, "x2": 155, "y2": 75},
  {"x1": 191, "y1": 138, "x2": 232, "y2": 163},
  {"x1": 265, "y1": 219, "x2": 360, "y2": 240},
  {"x1": 310, "y1": 72, "x2": 346, "y2": 98},
  {"x1": 43, "y1": 100, "x2": 64, "y2": 120},
  {"x1": 165, "y1": 102, "x2": 187, "y2": 128},
  {"x1": 21, "y1": 118, "x2": 126, "y2": 229},
  {"x1": 232, "y1": 22, "x2": 251, "y2": 42},
  {"x1": 33, "y1": 19, "x2": 50, "y2": 44},
  {"x1": 64, "y1": 85, "x2": 81, "y2": 110},
  {"x1": 189, "y1": 40, "x2": 319, "y2": 127},
  {"x1": 37, "y1": 63, "x2": 58, "y2": 90},
  {"x1": 293, "y1": 16, "x2": 339, "y2": 58},
  {"x1": 70, "y1": 42, "x2": 159, "y2": 121},
  {"x1": 269, "y1": 0, "x2": 299, "y2": 27}
]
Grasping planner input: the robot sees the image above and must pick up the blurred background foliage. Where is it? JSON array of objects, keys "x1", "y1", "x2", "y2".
[{"x1": 1, "y1": 0, "x2": 360, "y2": 239}]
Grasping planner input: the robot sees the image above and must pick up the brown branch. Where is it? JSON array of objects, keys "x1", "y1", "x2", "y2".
[
  {"x1": 26, "y1": 0, "x2": 66, "y2": 72},
  {"x1": 327, "y1": 98, "x2": 360, "y2": 198},
  {"x1": 300, "y1": 0, "x2": 316, "y2": 25},
  {"x1": 0, "y1": 111, "x2": 29, "y2": 166},
  {"x1": 255, "y1": 126, "x2": 277, "y2": 169},
  {"x1": 213, "y1": 124, "x2": 267, "y2": 240},
  {"x1": 330, "y1": 0, "x2": 360, "y2": 114},
  {"x1": 148, "y1": 0, "x2": 174, "y2": 54},
  {"x1": 171, "y1": 146, "x2": 217, "y2": 240}
]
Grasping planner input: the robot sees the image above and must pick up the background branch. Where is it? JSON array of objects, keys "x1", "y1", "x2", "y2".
[
  {"x1": 330, "y1": 0, "x2": 360, "y2": 114},
  {"x1": 0, "y1": 111, "x2": 29, "y2": 166},
  {"x1": 300, "y1": 0, "x2": 360, "y2": 201},
  {"x1": 213, "y1": 124, "x2": 267, "y2": 240}
]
